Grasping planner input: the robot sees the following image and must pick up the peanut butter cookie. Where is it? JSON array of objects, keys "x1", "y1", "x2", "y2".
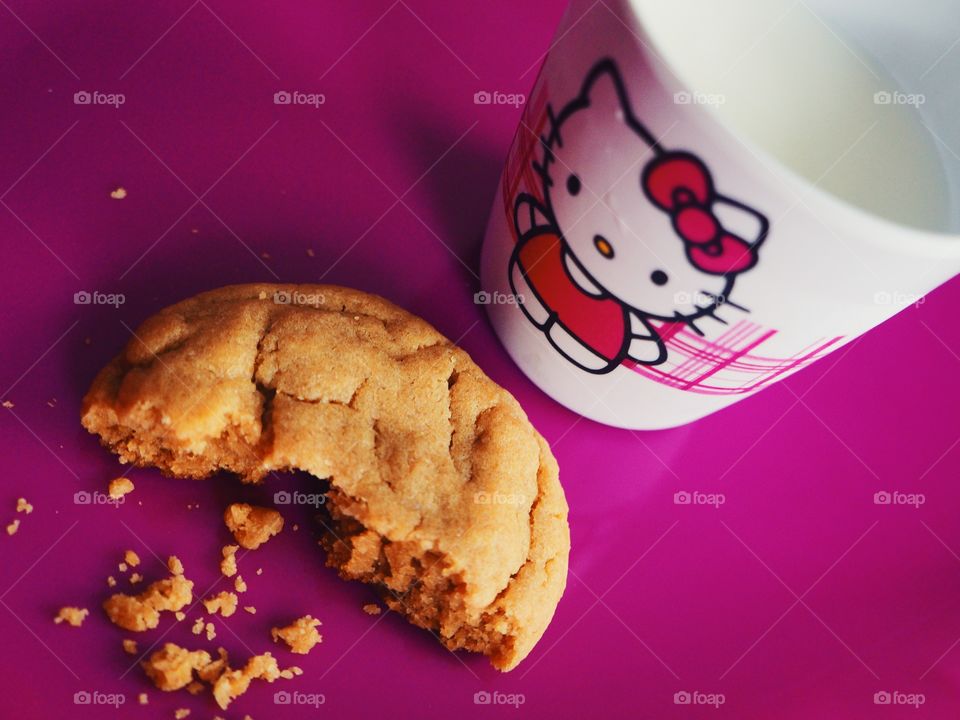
[{"x1": 81, "y1": 284, "x2": 570, "y2": 671}]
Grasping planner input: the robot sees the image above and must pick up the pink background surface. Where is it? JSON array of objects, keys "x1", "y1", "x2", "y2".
[{"x1": 2, "y1": 1, "x2": 960, "y2": 718}]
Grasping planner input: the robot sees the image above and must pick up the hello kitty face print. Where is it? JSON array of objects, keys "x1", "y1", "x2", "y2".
[{"x1": 508, "y1": 58, "x2": 770, "y2": 374}]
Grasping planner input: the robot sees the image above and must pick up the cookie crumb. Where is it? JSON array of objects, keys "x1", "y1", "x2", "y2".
[
  {"x1": 186, "y1": 681, "x2": 204, "y2": 695},
  {"x1": 243, "y1": 606, "x2": 257, "y2": 615},
  {"x1": 197, "y1": 647, "x2": 229, "y2": 684},
  {"x1": 142, "y1": 643, "x2": 211, "y2": 691},
  {"x1": 191, "y1": 617, "x2": 205, "y2": 635},
  {"x1": 6, "y1": 519, "x2": 19, "y2": 536},
  {"x1": 167, "y1": 556, "x2": 184, "y2": 575},
  {"x1": 175, "y1": 611, "x2": 186, "y2": 621},
  {"x1": 109, "y1": 187, "x2": 127, "y2": 200},
  {"x1": 203, "y1": 591, "x2": 238, "y2": 618},
  {"x1": 103, "y1": 574, "x2": 193, "y2": 631},
  {"x1": 138, "y1": 693, "x2": 148, "y2": 705},
  {"x1": 278, "y1": 665, "x2": 303, "y2": 680},
  {"x1": 292, "y1": 524, "x2": 299, "y2": 532},
  {"x1": 54, "y1": 606, "x2": 89, "y2": 627},
  {"x1": 122, "y1": 638, "x2": 138, "y2": 655},
  {"x1": 108, "y1": 477, "x2": 134, "y2": 499},
  {"x1": 205, "y1": 622, "x2": 216, "y2": 641},
  {"x1": 107, "y1": 575, "x2": 117, "y2": 588},
  {"x1": 256, "y1": 568, "x2": 263, "y2": 576},
  {"x1": 118, "y1": 562, "x2": 128, "y2": 572},
  {"x1": 271, "y1": 615, "x2": 322, "y2": 655},
  {"x1": 16, "y1": 498, "x2": 33, "y2": 514},
  {"x1": 130, "y1": 572, "x2": 143, "y2": 584},
  {"x1": 223, "y1": 504, "x2": 283, "y2": 550},
  {"x1": 362, "y1": 603, "x2": 381, "y2": 616},
  {"x1": 124, "y1": 550, "x2": 140, "y2": 567},
  {"x1": 174, "y1": 709, "x2": 190, "y2": 719},
  {"x1": 211, "y1": 652, "x2": 283, "y2": 710},
  {"x1": 1, "y1": 400, "x2": 13, "y2": 408},
  {"x1": 234, "y1": 575, "x2": 247, "y2": 593},
  {"x1": 220, "y1": 545, "x2": 238, "y2": 577},
  {"x1": 306, "y1": 248, "x2": 315, "y2": 257}
]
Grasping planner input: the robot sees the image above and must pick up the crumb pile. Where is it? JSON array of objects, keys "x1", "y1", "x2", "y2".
[
  {"x1": 141, "y1": 643, "x2": 301, "y2": 710},
  {"x1": 103, "y1": 568, "x2": 193, "y2": 631}
]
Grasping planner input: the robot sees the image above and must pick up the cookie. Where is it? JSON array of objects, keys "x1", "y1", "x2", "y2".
[{"x1": 81, "y1": 284, "x2": 570, "y2": 671}]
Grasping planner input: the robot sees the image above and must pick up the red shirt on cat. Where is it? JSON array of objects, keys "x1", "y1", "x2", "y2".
[{"x1": 516, "y1": 232, "x2": 629, "y2": 363}]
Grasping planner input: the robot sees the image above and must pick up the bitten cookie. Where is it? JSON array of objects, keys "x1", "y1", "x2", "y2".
[{"x1": 81, "y1": 284, "x2": 570, "y2": 671}]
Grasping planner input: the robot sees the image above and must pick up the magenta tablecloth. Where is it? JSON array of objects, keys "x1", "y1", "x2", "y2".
[{"x1": 2, "y1": 2, "x2": 959, "y2": 718}]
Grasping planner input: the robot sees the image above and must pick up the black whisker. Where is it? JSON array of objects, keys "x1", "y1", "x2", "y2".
[
  {"x1": 676, "y1": 312, "x2": 705, "y2": 336},
  {"x1": 545, "y1": 104, "x2": 563, "y2": 148}
]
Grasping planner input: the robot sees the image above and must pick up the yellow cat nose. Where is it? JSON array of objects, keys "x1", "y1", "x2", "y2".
[{"x1": 593, "y1": 235, "x2": 614, "y2": 258}]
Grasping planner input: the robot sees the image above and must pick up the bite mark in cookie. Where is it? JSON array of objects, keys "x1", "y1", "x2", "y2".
[{"x1": 81, "y1": 284, "x2": 570, "y2": 671}]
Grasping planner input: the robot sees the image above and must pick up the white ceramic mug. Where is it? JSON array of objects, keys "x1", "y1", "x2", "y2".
[{"x1": 480, "y1": 0, "x2": 960, "y2": 429}]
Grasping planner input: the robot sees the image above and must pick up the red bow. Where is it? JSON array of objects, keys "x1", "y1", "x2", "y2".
[{"x1": 642, "y1": 152, "x2": 759, "y2": 275}]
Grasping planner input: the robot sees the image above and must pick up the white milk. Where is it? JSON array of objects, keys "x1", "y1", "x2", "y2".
[{"x1": 632, "y1": 0, "x2": 951, "y2": 232}]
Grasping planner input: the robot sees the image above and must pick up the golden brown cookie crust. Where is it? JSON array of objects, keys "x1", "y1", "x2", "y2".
[{"x1": 81, "y1": 284, "x2": 570, "y2": 670}]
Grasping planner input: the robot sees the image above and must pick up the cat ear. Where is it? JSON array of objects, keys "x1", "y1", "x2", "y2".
[
  {"x1": 577, "y1": 60, "x2": 659, "y2": 147},
  {"x1": 581, "y1": 60, "x2": 633, "y2": 123}
]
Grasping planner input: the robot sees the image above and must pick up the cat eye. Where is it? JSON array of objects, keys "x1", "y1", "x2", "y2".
[
  {"x1": 650, "y1": 270, "x2": 668, "y2": 286},
  {"x1": 566, "y1": 174, "x2": 582, "y2": 196}
]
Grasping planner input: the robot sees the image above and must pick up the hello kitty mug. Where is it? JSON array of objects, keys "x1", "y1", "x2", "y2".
[{"x1": 480, "y1": 0, "x2": 960, "y2": 429}]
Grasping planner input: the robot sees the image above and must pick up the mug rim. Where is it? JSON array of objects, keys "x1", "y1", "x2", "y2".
[{"x1": 618, "y1": 0, "x2": 960, "y2": 258}]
